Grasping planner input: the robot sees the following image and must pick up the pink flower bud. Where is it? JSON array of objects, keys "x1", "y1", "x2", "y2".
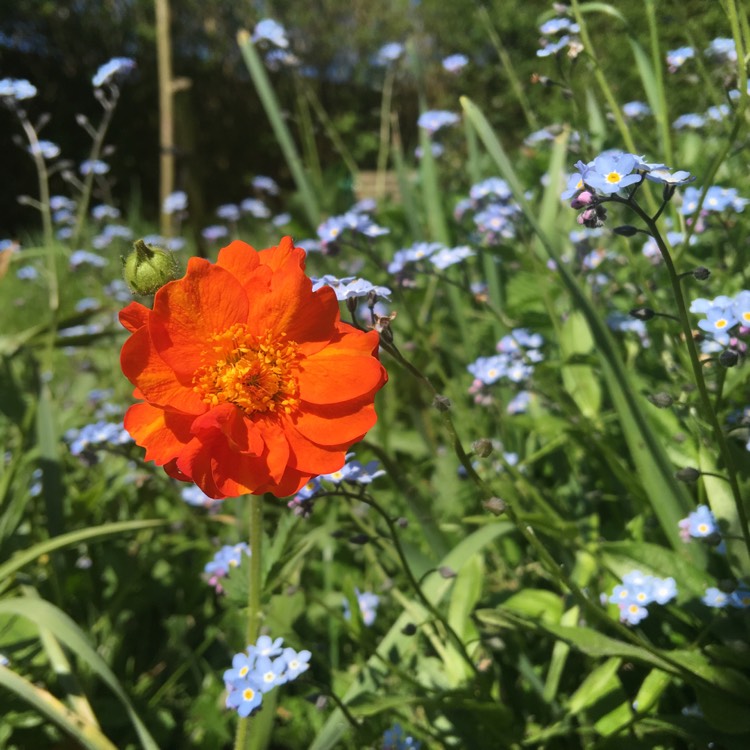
[{"x1": 570, "y1": 190, "x2": 593, "y2": 209}]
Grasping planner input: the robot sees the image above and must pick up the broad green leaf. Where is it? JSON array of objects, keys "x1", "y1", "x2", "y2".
[
  {"x1": 601, "y1": 541, "x2": 711, "y2": 597},
  {"x1": 309, "y1": 521, "x2": 513, "y2": 750},
  {"x1": 559, "y1": 311, "x2": 602, "y2": 419},
  {"x1": 568, "y1": 657, "x2": 622, "y2": 714},
  {"x1": 0, "y1": 519, "x2": 169, "y2": 582},
  {"x1": 699, "y1": 445, "x2": 750, "y2": 572},
  {"x1": 0, "y1": 665, "x2": 117, "y2": 750},
  {"x1": 502, "y1": 589, "x2": 564, "y2": 625},
  {"x1": 460, "y1": 95, "x2": 694, "y2": 554},
  {"x1": 0, "y1": 598, "x2": 159, "y2": 749}
]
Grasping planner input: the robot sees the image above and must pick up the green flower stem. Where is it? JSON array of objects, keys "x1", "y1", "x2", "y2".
[
  {"x1": 627, "y1": 200, "x2": 750, "y2": 559},
  {"x1": 70, "y1": 95, "x2": 117, "y2": 250},
  {"x1": 355, "y1": 493, "x2": 481, "y2": 678},
  {"x1": 233, "y1": 493, "x2": 264, "y2": 750},
  {"x1": 237, "y1": 30, "x2": 320, "y2": 228},
  {"x1": 19, "y1": 116, "x2": 57, "y2": 312},
  {"x1": 380, "y1": 333, "x2": 719, "y2": 694}
]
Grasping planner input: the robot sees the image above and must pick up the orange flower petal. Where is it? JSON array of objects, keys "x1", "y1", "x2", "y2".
[
  {"x1": 216, "y1": 240, "x2": 261, "y2": 288},
  {"x1": 119, "y1": 301, "x2": 150, "y2": 332},
  {"x1": 258, "y1": 235, "x2": 307, "y2": 272},
  {"x1": 293, "y1": 400, "x2": 378, "y2": 446},
  {"x1": 121, "y1": 325, "x2": 206, "y2": 414},
  {"x1": 281, "y1": 415, "x2": 353, "y2": 474},
  {"x1": 297, "y1": 331, "x2": 386, "y2": 404},
  {"x1": 149, "y1": 258, "x2": 250, "y2": 377},
  {"x1": 190, "y1": 403, "x2": 265, "y2": 455},
  {"x1": 124, "y1": 403, "x2": 194, "y2": 465}
]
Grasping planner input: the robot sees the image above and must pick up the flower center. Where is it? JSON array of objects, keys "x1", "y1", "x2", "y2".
[
  {"x1": 193, "y1": 324, "x2": 300, "y2": 415},
  {"x1": 605, "y1": 171, "x2": 622, "y2": 184}
]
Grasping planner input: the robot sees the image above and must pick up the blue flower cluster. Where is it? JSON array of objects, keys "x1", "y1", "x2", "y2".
[
  {"x1": 679, "y1": 505, "x2": 720, "y2": 543},
  {"x1": 536, "y1": 13, "x2": 582, "y2": 58},
  {"x1": 383, "y1": 722, "x2": 421, "y2": 749},
  {"x1": 564, "y1": 151, "x2": 693, "y2": 203},
  {"x1": 680, "y1": 185, "x2": 748, "y2": 216},
  {"x1": 313, "y1": 202, "x2": 390, "y2": 252},
  {"x1": 0, "y1": 77, "x2": 37, "y2": 102},
  {"x1": 374, "y1": 42, "x2": 404, "y2": 67},
  {"x1": 252, "y1": 19, "x2": 289, "y2": 48},
  {"x1": 224, "y1": 635, "x2": 310, "y2": 717},
  {"x1": 65, "y1": 420, "x2": 132, "y2": 457},
  {"x1": 467, "y1": 329, "x2": 543, "y2": 405},
  {"x1": 702, "y1": 586, "x2": 750, "y2": 608},
  {"x1": 312, "y1": 275, "x2": 392, "y2": 302},
  {"x1": 287, "y1": 453, "x2": 386, "y2": 516},
  {"x1": 454, "y1": 177, "x2": 522, "y2": 245},
  {"x1": 442, "y1": 53, "x2": 468, "y2": 73},
  {"x1": 689, "y1": 291, "x2": 750, "y2": 346},
  {"x1": 417, "y1": 110, "x2": 460, "y2": 134},
  {"x1": 92, "y1": 57, "x2": 135, "y2": 88},
  {"x1": 343, "y1": 588, "x2": 380, "y2": 626},
  {"x1": 388, "y1": 241, "x2": 474, "y2": 275},
  {"x1": 204, "y1": 543, "x2": 250, "y2": 592},
  {"x1": 609, "y1": 570, "x2": 677, "y2": 625}
]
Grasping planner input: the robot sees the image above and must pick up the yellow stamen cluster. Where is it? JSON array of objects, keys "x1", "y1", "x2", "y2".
[{"x1": 193, "y1": 324, "x2": 300, "y2": 415}]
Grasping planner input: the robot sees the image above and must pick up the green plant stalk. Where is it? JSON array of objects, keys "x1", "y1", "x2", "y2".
[
  {"x1": 155, "y1": 0, "x2": 176, "y2": 236},
  {"x1": 237, "y1": 30, "x2": 320, "y2": 228},
  {"x1": 234, "y1": 493, "x2": 264, "y2": 750},
  {"x1": 19, "y1": 117, "x2": 57, "y2": 312},
  {"x1": 461, "y1": 95, "x2": 691, "y2": 553},
  {"x1": 629, "y1": 201, "x2": 750, "y2": 559},
  {"x1": 476, "y1": 5, "x2": 538, "y2": 130},
  {"x1": 356, "y1": 494, "x2": 480, "y2": 677},
  {"x1": 293, "y1": 75, "x2": 323, "y2": 194},
  {"x1": 70, "y1": 98, "x2": 117, "y2": 249},
  {"x1": 375, "y1": 66, "x2": 395, "y2": 199},
  {"x1": 644, "y1": 0, "x2": 673, "y2": 168},
  {"x1": 569, "y1": 0, "x2": 658, "y2": 215},
  {"x1": 301, "y1": 80, "x2": 358, "y2": 178}
]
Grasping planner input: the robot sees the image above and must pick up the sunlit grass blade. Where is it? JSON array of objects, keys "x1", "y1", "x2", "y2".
[
  {"x1": 460, "y1": 95, "x2": 693, "y2": 554},
  {"x1": 0, "y1": 664, "x2": 118, "y2": 750},
  {"x1": 309, "y1": 521, "x2": 513, "y2": 750},
  {"x1": 237, "y1": 30, "x2": 320, "y2": 228},
  {"x1": 0, "y1": 519, "x2": 169, "y2": 581},
  {"x1": 0, "y1": 597, "x2": 159, "y2": 749}
]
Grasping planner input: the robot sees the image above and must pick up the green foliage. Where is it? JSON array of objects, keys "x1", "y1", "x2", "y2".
[{"x1": 2, "y1": 0, "x2": 750, "y2": 748}]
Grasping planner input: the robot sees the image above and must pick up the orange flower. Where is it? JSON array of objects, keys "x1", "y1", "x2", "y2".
[{"x1": 120, "y1": 237, "x2": 387, "y2": 499}]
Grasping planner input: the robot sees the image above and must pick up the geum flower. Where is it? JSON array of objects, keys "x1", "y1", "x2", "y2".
[{"x1": 120, "y1": 237, "x2": 388, "y2": 499}]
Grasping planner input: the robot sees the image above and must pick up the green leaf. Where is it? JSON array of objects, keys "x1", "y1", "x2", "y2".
[
  {"x1": 460, "y1": 95, "x2": 694, "y2": 554},
  {"x1": 0, "y1": 665, "x2": 118, "y2": 750},
  {"x1": 309, "y1": 521, "x2": 513, "y2": 750},
  {"x1": 568, "y1": 657, "x2": 622, "y2": 714},
  {"x1": 0, "y1": 598, "x2": 158, "y2": 749},
  {"x1": 601, "y1": 541, "x2": 712, "y2": 597},
  {"x1": 559, "y1": 311, "x2": 602, "y2": 419},
  {"x1": 0, "y1": 519, "x2": 169, "y2": 583},
  {"x1": 502, "y1": 589, "x2": 564, "y2": 625}
]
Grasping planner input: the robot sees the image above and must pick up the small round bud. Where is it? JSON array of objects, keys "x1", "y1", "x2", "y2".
[
  {"x1": 472, "y1": 438, "x2": 494, "y2": 458},
  {"x1": 438, "y1": 566, "x2": 457, "y2": 579},
  {"x1": 692, "y1": 266, "x2": 711, "y2": 281},
  {"x1": 647, "y1": 392, "x2": 674, "y2": 408},
  {"x1": 401, "y1": 623, "x2": 417, "y2": 636},
  {"x1": 719, "y1": 349, "x2": 739, "y2": 368},
  {"x1": 570, "y1": 190, "x2": 594, "y2": 209},
  {"x1": 349, "y1": 533, "x2": 371, "y2": 545},
  {"x1": 675, "y1": 467, "x2": 701, "y2": 483},
  {"x1": 433, "y1": 394, "x2": 452, "y2": 412},
  {"x1": 482, "y1": 497, "x2": 507, "y2": 516},
  {"x1": 123, "y1": 239, "x2": 178, "y2": 296},
  {"x1": 613, "y1": 225, "x2": 639, "y2": 237},
  {"x1": 629, "y1": 307, "x2": 655, "y2": 321}
]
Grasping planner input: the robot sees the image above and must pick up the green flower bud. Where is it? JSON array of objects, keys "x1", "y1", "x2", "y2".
[{"x1": 123, "y1": 239, "x2": 178, "y2": 296}]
